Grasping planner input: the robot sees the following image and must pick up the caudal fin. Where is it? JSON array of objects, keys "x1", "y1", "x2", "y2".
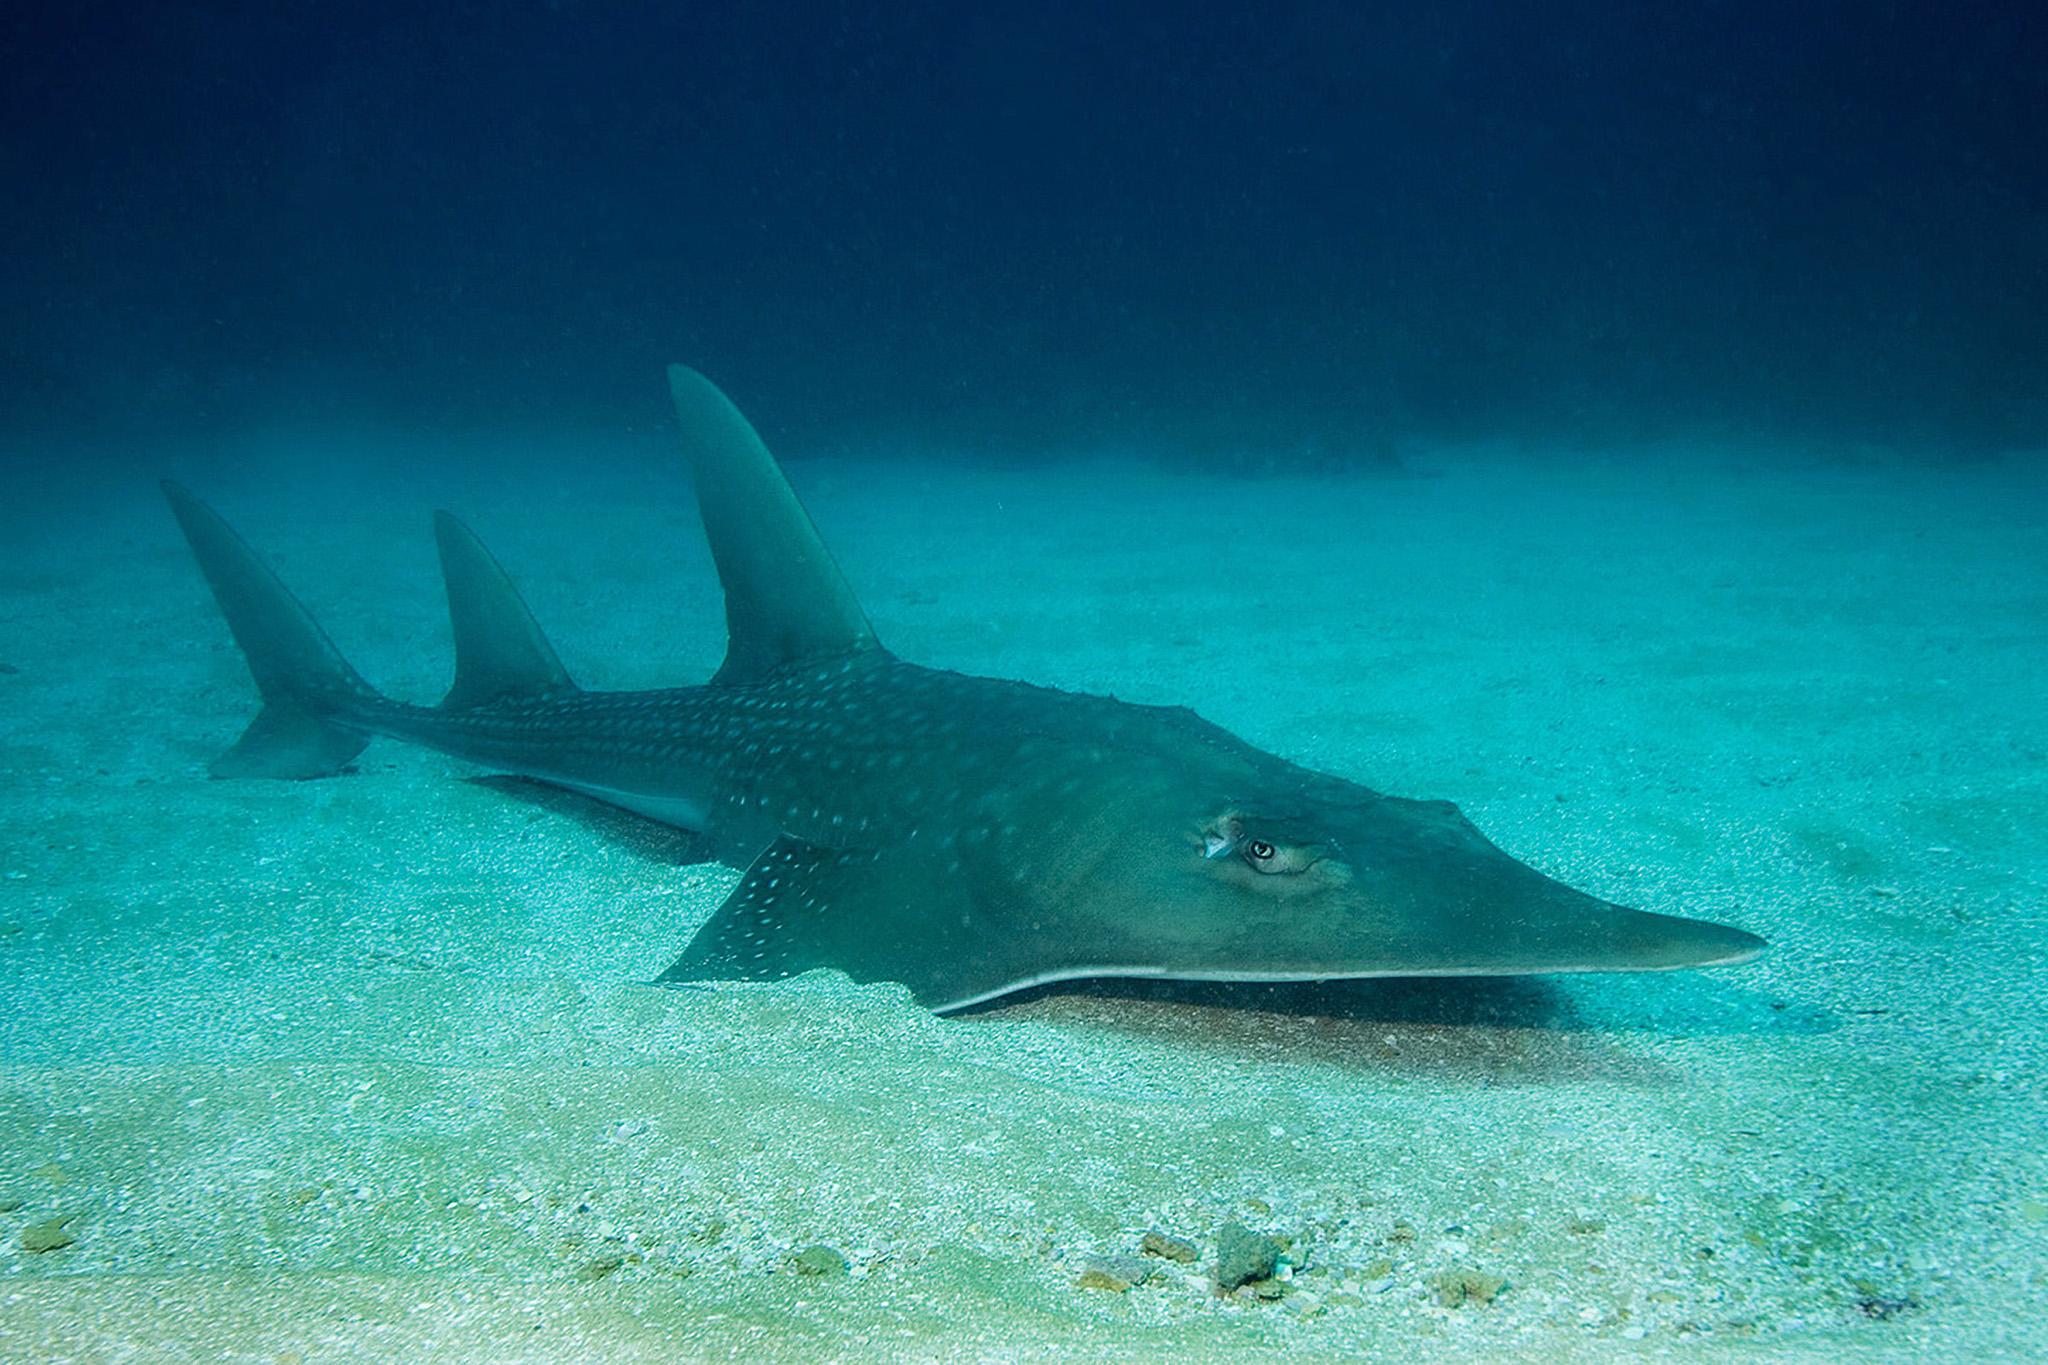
[{"x1": 162, "y1": 482, "x2": 375, "y2": 779}]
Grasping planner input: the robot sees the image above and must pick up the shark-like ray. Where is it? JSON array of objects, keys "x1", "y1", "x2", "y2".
[{"x1": 163, "y1": 365, "x2": 1764, "y2": 1012}]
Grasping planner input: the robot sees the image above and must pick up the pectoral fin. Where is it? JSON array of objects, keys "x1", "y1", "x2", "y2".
[{"x1": 656, "y1": 837, "x2": 1042, "y2": 1011}]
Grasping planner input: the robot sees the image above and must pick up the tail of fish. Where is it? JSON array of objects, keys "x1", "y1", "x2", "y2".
[
  {"x1": 164, "y1": 483, "x2": 578, "y2": 780},
  {"x1": 162, "y1": 482, "x2": 380, "y2": 778}
]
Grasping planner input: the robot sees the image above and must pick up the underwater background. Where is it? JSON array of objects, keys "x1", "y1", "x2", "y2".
[{"x1": 2, "y1": 2, "x2": 2044, "y2": 1360}]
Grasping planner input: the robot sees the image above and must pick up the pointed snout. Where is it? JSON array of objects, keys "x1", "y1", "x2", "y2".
[
  {"x1": 1501, "y1": 883, "x2": 1767, "y2": 975},
  {"x1": 1327, "y1": 797, "x2": 1767, "y2": 978}
]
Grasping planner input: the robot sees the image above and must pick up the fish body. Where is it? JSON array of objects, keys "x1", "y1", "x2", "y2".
[{"x1": 163, "y1": 366, "x2": 1763, "y2": 1012}]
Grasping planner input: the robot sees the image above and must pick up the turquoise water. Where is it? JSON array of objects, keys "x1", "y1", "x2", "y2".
[{"x1": 1, "y1": 436, "x2": 2041, "y2": 1359}]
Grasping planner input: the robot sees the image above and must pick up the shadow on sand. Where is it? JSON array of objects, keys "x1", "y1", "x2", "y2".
[
  {"x1": 470, "y1": 775, "x2": 716, "y2": 866},
  {"x1": 968, "y1": 973, "x2": 1830, "y2": 1085}
]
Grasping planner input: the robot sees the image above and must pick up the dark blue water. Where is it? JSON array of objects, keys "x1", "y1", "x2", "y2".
[{"x1": 4, "y1": 2, "x2": 2043, "y2": 463}]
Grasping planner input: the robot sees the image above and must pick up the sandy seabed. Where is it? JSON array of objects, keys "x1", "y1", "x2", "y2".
[{"x1": 1, "y1": 432, "x2": 2043, "y2": 1361}]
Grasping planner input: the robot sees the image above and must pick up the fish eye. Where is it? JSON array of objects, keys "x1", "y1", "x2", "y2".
[
  {"x1": 1203, "y1": 818, "x2": 1310, "y2": 875},
  {"x1": 1237, "y1": 836, "x2": 1316, "y2": 876}
]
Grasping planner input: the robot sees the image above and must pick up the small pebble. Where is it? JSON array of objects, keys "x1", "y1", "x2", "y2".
[
  {"x1": 1075, "y1": 1256, "x2": 1149, "y2": 1293},
  {"x1": 1140, "y1": 1230, "x2": 1198, "y2": 1263},
  {"x1": 786, "y1": 1244, "x2": 849, "y2": 1277},
  {"x1": 576, "y1": 1254, "x2": 625, "y2": 1282},
  {"x1": 1430, "y1": 1268, "x2": 1508, "y2": 1308},
  {"x1": 1214, "y1": 1221, "x2": 1284, "y2": 1291},
  {"x1": 19, "y1": 1216, "x2": 76, "y2": 1253}
]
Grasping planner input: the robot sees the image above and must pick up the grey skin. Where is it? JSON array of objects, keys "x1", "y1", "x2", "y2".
[{"x1": 164, "y1": 365, "x2": 1764, "y2": 1013}]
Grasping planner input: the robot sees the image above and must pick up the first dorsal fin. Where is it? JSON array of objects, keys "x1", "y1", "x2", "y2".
[
  {"x1": 433, "y1": 510, "x2": 576, "y2": 708},
  {"x1": 667, "y1": 364, "x2": 879, "y2": 684}
]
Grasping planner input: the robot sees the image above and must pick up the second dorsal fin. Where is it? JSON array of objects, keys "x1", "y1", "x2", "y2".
[
  {"x1": 667, "y1": 364, "x2": 880, "y2": 684},
  {"x1": 434, "y1": 510, "x2": 576, "y2": 709}
]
